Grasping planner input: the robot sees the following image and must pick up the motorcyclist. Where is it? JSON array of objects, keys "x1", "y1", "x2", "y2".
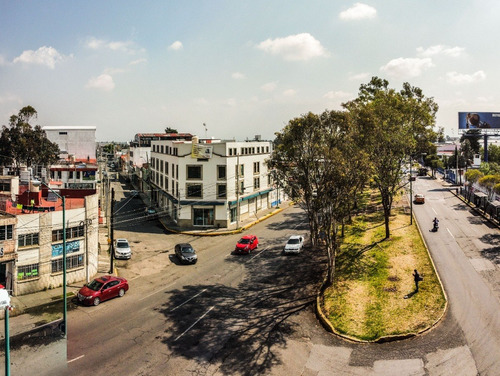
[{"x1": 433, "y1": 217, "x2": 439, "y2": 230}]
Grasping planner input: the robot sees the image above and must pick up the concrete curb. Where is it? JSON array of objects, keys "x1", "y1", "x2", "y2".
[
  {"x1": 159, "y1": 206, "x2": 288, "y2": 237},
  {"x1": 315, "y1": 206, "x2": 449, "y2": 343}
]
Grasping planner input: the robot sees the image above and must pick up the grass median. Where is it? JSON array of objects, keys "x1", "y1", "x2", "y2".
[{"x1": 320, "y1": 197, "x2": 446, "y2": 341}]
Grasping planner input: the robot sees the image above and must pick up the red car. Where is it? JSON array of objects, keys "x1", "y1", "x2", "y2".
[
  {"x1": 77, "y1": 275, "x2": 129, "y2": 306},
  {"x1": 234, "y1": 235, "x2": 259, "y2": 254}
]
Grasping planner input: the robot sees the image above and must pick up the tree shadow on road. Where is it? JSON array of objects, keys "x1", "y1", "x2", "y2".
[{"x1": 157, "y1": 237, "x2": 327, "y2": 375}]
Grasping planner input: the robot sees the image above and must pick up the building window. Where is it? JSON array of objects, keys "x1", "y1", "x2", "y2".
[
  {"x1": 186, "y1": 183, "x2": 202, "y2": 198},
  {"x1": 254, "y1": 177, "x2": 260, "y2": 190},
  {"x1": 0, "y1": 224, "x2": 13, "y2": 241},
  {"x1": 229, "y1": 148, "x2": 233, "y2": 156},
  {"x1": 217, "y1": 165, "x2": 226, "y2": 180},
  {"x1": 52, "y1": 254, "x2": 84, "y2": 273},
  {"x1": 18, "y1": 233, "x2": 39, "y2": 247},
  {"x1": 187, "y1": 165, "x2": 202, "y2": 180},
  {"x1": 176, "y1": 165, "x2": 179, "y2": 179},
  {"x1": 193, "y1": 208, "x2": 214, "y2": 226},
  {"x1": 161, "y1": 145, "x2": 164, "y2": 154},
  {"x1": 17, "y1": 263, "x2": 40, "y2": 280},
  {"x1": 240, "y1": 164, "x2": 244, "y2": 176},
  {"x1": 0, "y1": 181, "x2": 11, "y2": 191},
  {"x1": 165, "y1": 162, "x2": 169, "y2": 176},
  {"x1": 217, "y1": 184, "x2": 227, "y2": 198},
  {"x1": 52, "y1": 225, "x2": 84, "y2": 242},
  {"x1": 160, "y1": 160, "x2": 164, "y2": 173},
  {"x1": 266, "y1": 146, "x2": 270, "y2": 153},
  {"x1": 59, "y1": 131, "x2": 67, "y2": 135},
  {"x1": 253, "y1": 162, "x2": 260, "y2": 174},
  {"x1": 165, "y1": 176, "x2": 168, "y2": 191}
]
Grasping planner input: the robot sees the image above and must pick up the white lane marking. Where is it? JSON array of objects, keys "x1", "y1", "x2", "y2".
[
  {"x1": 432, "y1": 207, "x2": 438, "y2": 215},
  {"x1": 68, "y1": 355, "x2": 85, "y2": 363},
  {"x1": 174, "y1": 306, "x2": 214, "y2": 342},
  {"x1": 250, "y1": 246, "x2": 268, "y2": 261},
  {"x1": 447, "y1": 228, "x2": 454, "y2": 238},
  {"x1": 138, "y1": 281, "x2": 177, "y2": 302},
  {"x1": 170, "y1": 289, "x2": 207, "y2": 312}
]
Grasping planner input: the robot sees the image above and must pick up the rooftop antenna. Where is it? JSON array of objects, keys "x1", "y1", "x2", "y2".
[{"x1": 203, "y1": 123, "x2": 207, "y2": 138}]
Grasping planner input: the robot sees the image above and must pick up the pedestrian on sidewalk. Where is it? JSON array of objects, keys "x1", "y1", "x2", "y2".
[{"x1": 413, "y1": 269, "x2": 423, "y2": 292}]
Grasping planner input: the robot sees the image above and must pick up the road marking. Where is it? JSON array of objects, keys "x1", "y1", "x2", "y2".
[
  {"x1": 250, "y1": 246, "x2": 268, "y2": 261},
  {"x1": 68, "y1": 355, "x2": 85, "y2": 363},
  {"x1": 432, "y1": 208, "x2": 438, "y2": 215},
  {"x1": 174, "y1": 306, "x2": 214, "y2": 342},
  {"x1": 447, "y1": 228, "x2": 454, "y2": 238},
  {"x1": 170, "y1": 289, "x2": 207, "y2": 312},
  {"x1": 138, "y1": 281, "x2": 177, "y2": 302}
]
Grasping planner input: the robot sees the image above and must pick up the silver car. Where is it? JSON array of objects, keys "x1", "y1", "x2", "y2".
[
  {"x1": 114, "y1": 238, "x2": 132, "y2": 259},
  {"x1": 283, "y1": 235, "x2": 304, "y2": 254}
]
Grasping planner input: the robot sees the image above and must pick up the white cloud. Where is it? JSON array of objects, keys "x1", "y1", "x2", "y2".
[
  {"x1": 129, "y1": 58, "x2": 147, "y2": 66},
  {"x1": 225, "y1": 98, "x2": 237, "y2": 106},
  {"x1": 0, "y1": 94, "x2": 22, "y2": 104},
  {"x1": 261, "y1": 82, "x2": 277, "y2": 92},
  {"x1": 13, "y1": 46, "x2": 64, "y2": 69},
  {"x1": 86, "y1": 37, "x2": 139, "y2": 54},
  {"x1": 257, "y1": 33, "x2": 328, "y2": 61},
  {"x1": 446, "y1": 70, "x2": 486, "y2": 84},
  {"x1": 339, "y1": 3, "x2": 377, "y2": 21},
  {"x1": 417, "y1": 45, "x2": 465, "y2": 58},
  {"x1": 324, "y1": 91, "x2": 352, "y2": 99},
  {"x1": 169, "y1": 41, "x2": 183, "y2": 51},
  {"x1": 283, "y1": 89, "x2": 297, "y2": 96},
  {"x1": 380, "y1": 57, "x2": 433, "y2": 78},
  {"x1": 348, "y1": 72, "x2": 370, "y2": 80},
  {"x1": 85, "y1": 74, "x2": 115, "y2": 91},
  {"x1": 232, "y1": 72, "x2": 245, "y2": 80},
  {"x1": 194, "y1": 97, "x2": 209, "y2": 105}
]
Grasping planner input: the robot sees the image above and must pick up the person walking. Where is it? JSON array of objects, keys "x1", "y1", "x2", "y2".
[{"x1": 413, "y1": 269, "x2": 422, "y2": 292}]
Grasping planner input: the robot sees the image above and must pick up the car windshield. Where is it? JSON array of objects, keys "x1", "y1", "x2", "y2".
[
  {"x1": 117, "y1": 241, "x2": 129, "y2": 248},
  {"x1": 87, "y1": 280, "x2": 104, "y2": 291},
  {"x1": 181, "y1": 246, "x2": 194, "y2": 253},
  {"x1": 288, "y1": 238, "x2": 300, "y2": 245},
  {"x1": 238, "y1": 238, "x2": 251, "y2": 244}
]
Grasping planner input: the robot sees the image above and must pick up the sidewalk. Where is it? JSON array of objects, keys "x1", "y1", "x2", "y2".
[{"x1": 1, "y1": 200, "x2": 290, "y2": 338}]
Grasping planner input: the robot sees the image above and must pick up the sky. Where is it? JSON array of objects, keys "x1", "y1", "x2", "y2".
[{"x1": 1, "y1": 1, "x2": 499, "y2": 142}]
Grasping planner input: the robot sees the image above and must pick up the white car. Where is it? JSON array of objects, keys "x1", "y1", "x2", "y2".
[
  {"x1": 114, "y1": 239, "x2": 132, "y2": 260},
  {"x1": 283, "y1": 235, "x2": 304, "y2": 254}
]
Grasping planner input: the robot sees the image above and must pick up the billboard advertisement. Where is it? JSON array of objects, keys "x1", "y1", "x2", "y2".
[
  {"x1": 191, "y1": 144, "x2": 213, "y2": 159},
  {"x1": 458, "y1": 112, "x2": 500, "y2": 129}
]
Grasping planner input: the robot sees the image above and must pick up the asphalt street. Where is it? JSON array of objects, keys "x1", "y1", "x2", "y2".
[{"x1": 12, "y1": 174, "x2": 497, "y2": 376}]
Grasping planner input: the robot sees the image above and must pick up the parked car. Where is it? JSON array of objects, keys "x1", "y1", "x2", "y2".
[
  {"x1": 234, "y1": 235, "x2": 259, "y2": 254},
  {"x1": 145, "y1": 207, "x2": 158, "y2": 220},
  {"x1": 77, "y1": 275, "x2": 129, "y2": 306},
  {"x1": 283, "y1": 235, "x2": 304, "y2": 254},
  {"x1": 175, "y1": 243, "x2": 198, "y2": 264},
  {"x1": 114, "y1": 238, "x2": 132, "y2": 259},
  {"x1": 414, "y1": 194, "x2": 425, "y2": 204}
]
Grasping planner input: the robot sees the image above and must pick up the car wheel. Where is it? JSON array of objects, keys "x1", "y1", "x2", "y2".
[
  {"x1": 93, "y1": 297, "x2": 100, "y2": 306},
  {"x1": 118, "y1": 288, "x2": 125, "y2": 297}
]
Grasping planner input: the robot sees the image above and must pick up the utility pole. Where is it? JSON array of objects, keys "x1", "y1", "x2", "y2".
[
  {"x1": 109, "y1": 188, "x2": 115, "y2": 274},
  {"x1": 409, "y1": 155, "x2": 413, "y2": 225},
  {"x1": 236, "y1": 153, "x2": 240, "y2": 227}
]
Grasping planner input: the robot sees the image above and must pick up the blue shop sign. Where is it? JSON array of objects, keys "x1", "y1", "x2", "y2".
[{"x1": 52, "y1": 240, "x2": 80, "y2": 257}]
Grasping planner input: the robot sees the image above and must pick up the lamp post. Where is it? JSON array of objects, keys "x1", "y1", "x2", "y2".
[{"x1": 34, "y1": 181, "x2": 67, "y2": 337}]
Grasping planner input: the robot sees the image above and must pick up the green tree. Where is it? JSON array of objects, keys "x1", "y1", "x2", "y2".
[
  {"x1": 165, "y1": 127, "x2": 178, "y2": 133},
  {"x1": 478, "y1": 175, "x2": 500, "y2": 199},
  {"x1": 268, "y1": 110, "x2": 369, "y2": 285},
  {"x1": 345, "y1": 77, "x2": 437, "y2": 239},
  {"x1": 1, "y1": 106, "x2": 60, "y2": 170},
  {"x1": 460, "y1": 130, "x2": 481, "y2": 154},
  {"x1": 465, "y1": 169, "x2": 483, "y2": 184},
  {"x1": 487, "y1": 144, "x2": 500, "y2": 164}
]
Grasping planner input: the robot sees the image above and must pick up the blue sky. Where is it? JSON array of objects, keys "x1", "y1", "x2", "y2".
[{"x1": 1, "y1": 1, "x2": 499, "y2": 142}]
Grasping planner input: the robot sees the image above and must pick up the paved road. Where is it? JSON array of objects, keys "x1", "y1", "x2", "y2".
[{"x1": 64, "y1": 176, "x2": 500, "y2": 375}]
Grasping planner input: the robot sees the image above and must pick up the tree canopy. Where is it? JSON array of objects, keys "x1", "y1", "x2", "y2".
[{"x1": 1, "y1": 106, "x2": 60, "y2": 169}]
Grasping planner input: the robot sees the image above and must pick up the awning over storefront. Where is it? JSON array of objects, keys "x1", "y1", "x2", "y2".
[{"x1": 229, "y1": 189, "x2": 271, "y2": 206}]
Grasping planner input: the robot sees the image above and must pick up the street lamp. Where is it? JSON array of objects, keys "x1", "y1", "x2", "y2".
[
  {"x1": 32, "y1": 180, "x2": 67, "y2": 337},
  {"x1": 409, "y1": 155, "x2": 413, "y2": 225}
]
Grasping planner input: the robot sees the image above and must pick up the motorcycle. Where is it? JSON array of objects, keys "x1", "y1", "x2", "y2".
[{"x1": 431, "y1": 220, "x2": 439, "y2": 232}]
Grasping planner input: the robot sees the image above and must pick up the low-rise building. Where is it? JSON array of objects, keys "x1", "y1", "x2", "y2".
[{"x1": 150, "y1": 137, "x2": 284, "y2": 228}]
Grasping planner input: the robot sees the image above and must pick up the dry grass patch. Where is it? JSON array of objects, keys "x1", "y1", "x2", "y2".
[{"x1": 322, "y1": 199, "x2": 446, "y2": 341}]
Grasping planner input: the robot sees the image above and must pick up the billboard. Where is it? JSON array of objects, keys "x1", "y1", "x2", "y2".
[
  {"x1": 458, "y1": 112, "x2": 500, "y2": 129},
  {"x1": 191, "y1": 144, "x2": 213, "y2": 159}
]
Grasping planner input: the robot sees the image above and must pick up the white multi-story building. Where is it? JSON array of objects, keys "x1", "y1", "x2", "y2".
[
  {"x1": 150, "y1": 137, "x2": 283, "y2": 228},
  {"x1": 43, "y1": 126, "x2": 96, "y2": 161}
]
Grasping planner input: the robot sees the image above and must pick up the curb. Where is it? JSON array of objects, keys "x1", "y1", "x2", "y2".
[
  {"x1": 159, "y1": 205, "x2": 288, "y2": 236},
  {"x1": 314, "y1": 202, "x2": 449, "y2": 343}
]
